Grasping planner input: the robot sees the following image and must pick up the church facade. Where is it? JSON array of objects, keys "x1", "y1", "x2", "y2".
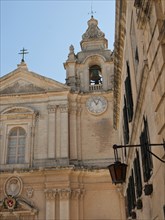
[
  {"x1": 1, "y1": 1, "x2": 165, "y2": 219},
  {"x1": 0, "y1": 17, "x2": 124, "y2": 220}
]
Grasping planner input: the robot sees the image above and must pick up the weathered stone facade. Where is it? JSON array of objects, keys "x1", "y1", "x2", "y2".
[
  {"x1": 114, "y1": 0, "x2": 165, "y2": 219},
  {"x1": 0, "y1": 16, "x2": 124, "y2": 220}
]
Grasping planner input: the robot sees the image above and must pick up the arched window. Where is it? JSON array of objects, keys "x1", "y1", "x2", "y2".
[
  {"x1": 89, "y1": 65, "x2": 102, "y2": 85},
  {"x1": 7, "y1": 127, "x2": 26, "y2": 164}
]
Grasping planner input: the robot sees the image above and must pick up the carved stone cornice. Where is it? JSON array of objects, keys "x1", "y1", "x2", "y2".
[
  {"x1": 59, "y1": 104, "x2": 68, "y2": 113},
  {"x1": 71, "y1": 189, "x2": 81, "y2": 199},
  {"x1": 58, "y1": 189, "x2": 71, "y2": 200},
  {"x1": 44, "y1": 188, "x2": 85, "y2": 200},
  {"x1": 45, "y1": 190, "x2": 57, "y2": 200},
  {"x1": 47, "y1": 104, "x2": 57, "y2": 113}
]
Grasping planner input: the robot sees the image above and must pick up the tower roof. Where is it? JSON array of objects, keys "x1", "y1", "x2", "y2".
[{"x1": 80, "y1": 16, "x2": 108, "y2": 51}]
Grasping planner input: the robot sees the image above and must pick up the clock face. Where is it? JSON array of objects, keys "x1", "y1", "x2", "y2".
[{"x1": 86, "y1": 96, "x2": 107, "y2": 114}]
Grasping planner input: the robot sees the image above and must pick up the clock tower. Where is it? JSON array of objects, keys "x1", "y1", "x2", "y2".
[{"x1": 64, "y1": 16, "x2": 116, "y2": 167}]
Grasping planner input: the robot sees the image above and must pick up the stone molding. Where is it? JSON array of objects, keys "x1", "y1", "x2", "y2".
[
  {"x1": 47, "y1": 104, "x2": 57, "y2": 113},
  {"x1": 113, "y1": 0, "x2": 126, "y2": 129},
  {"x1": 58, "y1": 189, "x2": 71, "y2": 200},
  {"x1": 45, "y1": 188, "x2": 85, "y2": 200},
  {"x1": 45, "y1": 190, "x2": 57, "y2": 200},
  {"x1": 59, "y1": 104, "x2": 68, "y2": 113},
  {"x1": 4, "y1": 176, "x2": 23, "y2": 197}
]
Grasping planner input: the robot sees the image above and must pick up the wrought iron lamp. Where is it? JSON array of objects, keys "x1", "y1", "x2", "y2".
[{"x1": 108, "y1": 142, "x2": 165, "y2": 184}]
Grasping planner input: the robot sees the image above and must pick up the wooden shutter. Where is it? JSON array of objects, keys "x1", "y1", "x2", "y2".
[
  {"x1": 126, "y1": 170, "x2": 136, "y2": 216},
  {"x1": 134, "y1": 0, "x2": 142, "y2": 8},
  {"x1": 123, "y1": 96, "x2": 129, "y2": 144},
  {"x1": 133, "y1": 150, "x2": 142, "y2": 198},
  {"x1": 140, "y1": 117, "x2": 153, "y2": 182},
  {"x1": 125, "y1": 62, "x2": 134, "y2": 122}
]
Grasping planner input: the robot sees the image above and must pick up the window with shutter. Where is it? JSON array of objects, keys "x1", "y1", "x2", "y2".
[
  {"x1": 123, "y1": 96, "x2": 129, "y2": 144},
  {"x1": 125, "y1": 61, "x2": 134, "y2": 122},
  {"x1": 7, "y1": 127, "x2": 26, "y2": 164},
  {"x1": 134, "y1": 0, "x2": 142, "y2": 9},
  {"x1": 133, "y1": 150, "x2": 142, "y2": 198},
  {"x1": 126, "y1": 170, "x2": 136, "y2": 217},
  {"x1": 135, "y1": 47, "x2": 139, "y2": 64},
  {"x1": 140, "y1": 117, "x2": 153, "y2": 182}
]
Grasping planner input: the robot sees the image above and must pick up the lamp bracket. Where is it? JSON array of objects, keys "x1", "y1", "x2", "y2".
[{"x1": 113, "y1": 142, "x2": 165, "y2": 163}]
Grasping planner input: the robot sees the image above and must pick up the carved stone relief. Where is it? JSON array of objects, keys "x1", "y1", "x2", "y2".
[
  {"x1": 82, "y1": 17, "x2": 105, "y2": 40},
  {"x1": 4, "y1": 176, "x2": 23, "y2": 197},
  {"x1": 25, "y1": 186, "x2": 34, "y2": 198},
  {"x1": 47, "y1": 105, "x2": 57, "y2": 113},
  {"x1": 45, "y1": 188, "x2": 85, "y2": 200},
  {"x1": 0, "y1": 81, "x2": 45, "y2": 94},
  {"x1": 59, "y1": 104, "x2": 68, "y2": 113}
]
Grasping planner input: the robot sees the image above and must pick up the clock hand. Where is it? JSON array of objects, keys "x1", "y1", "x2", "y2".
[
  {"x1": 95, "y1": 100, "x2": 99, "y2": 105},
  {"x1": 92, "y1": 97, "x2": 97, "y2": 105}
]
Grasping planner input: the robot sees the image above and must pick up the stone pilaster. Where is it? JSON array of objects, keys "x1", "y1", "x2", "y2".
[
  {"x1": 45, "y1": 190, "x2": 57, "y2": 220},
  {"x1": 77, "y1": 106, "x2": 82, "y2": 161},
  {"x1": 69, "y1": 106, "x2": 78, "y2": 160},
  {"x1": 59, "y1": 105, "x2": 69, "y2": 158},
  {"x1": 47, "y1": 105, "x2": 57, "y2": 158},
  {"x1": 59, "y1": 188, "x2": 71, "y2": 220}
]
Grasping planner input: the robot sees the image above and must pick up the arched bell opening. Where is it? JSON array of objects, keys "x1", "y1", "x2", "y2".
[{"x1": 89, "y1": 65, "x2": 102, "y2": 85}]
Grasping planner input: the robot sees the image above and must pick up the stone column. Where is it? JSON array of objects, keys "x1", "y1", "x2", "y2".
[
  {"x1": 70, "y1": 189, "x2": 82, "y2": 220},
  {"x1": 69, "y1": 106, "x2": 78, "y2": 160},
  {"x1": 45, "y1": 190, "x2": 56, "y2": 220},
  {"x1": 47, "y1": 105, "x2": 56, "y2": 158},
  {"x1": 59, "y1": 189, "x2": 71, "y2": 220},
  {"x1": 77, "y1": 106, "x2": 82, "y2": 161},
  {"x1": 79, "y1": 189, "x2": 85, "y2": 220},
  {"x1": 84, "y1": 69, "x2": 90, "y2": 92},
  {"x1": 59, "y1": 105, "x2": 69, "y2": 158}
]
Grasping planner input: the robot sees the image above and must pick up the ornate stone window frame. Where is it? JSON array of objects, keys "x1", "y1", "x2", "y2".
[{"x1": 0, "y1": 106, "x2": 39, "y2": 170}]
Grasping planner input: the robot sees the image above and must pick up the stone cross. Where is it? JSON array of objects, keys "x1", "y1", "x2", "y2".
[{"x1": 19, "y1": 48, "x2": 29, "y2": 62}]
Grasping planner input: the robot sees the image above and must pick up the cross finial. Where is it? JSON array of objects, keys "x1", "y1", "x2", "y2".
[
  {"x1": 88, "y1": 1, "x2": 96, "y2": 18},
  {"x1": 19, "y1": 47, "x2": 29, "y2": 62}
]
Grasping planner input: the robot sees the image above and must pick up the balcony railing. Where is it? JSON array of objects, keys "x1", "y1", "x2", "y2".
[{"x1": 89, "y1": 84, "x2": 103, "y2": 91}]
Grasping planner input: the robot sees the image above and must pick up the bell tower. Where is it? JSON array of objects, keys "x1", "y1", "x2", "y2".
[
  {"x1": 64, "y1": 16, "x2": 116, "y2": 167},
  {"x1": 64, "y1": 16, "x2": 114, "y2": 93}
]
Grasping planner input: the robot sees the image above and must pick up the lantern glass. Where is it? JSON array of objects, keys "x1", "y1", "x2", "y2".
[{"x1": 108, "y1": 161, "x2": 127, "y2": 184}]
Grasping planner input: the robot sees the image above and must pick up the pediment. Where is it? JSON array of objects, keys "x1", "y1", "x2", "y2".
[
  {"x1": 1, "y1": 106, "x2": 35, "y2": 115},
  {"x1": 0, "y1": 79, "x2": 45, "y2": 94},
  {"x1": 0, "y1": 67, "x2": 70, "y2": 95}
]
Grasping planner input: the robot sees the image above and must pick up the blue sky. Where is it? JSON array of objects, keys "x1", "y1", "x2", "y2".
[{"x1": 1, "y1": 0, "x2": 115, "y2": 83}]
